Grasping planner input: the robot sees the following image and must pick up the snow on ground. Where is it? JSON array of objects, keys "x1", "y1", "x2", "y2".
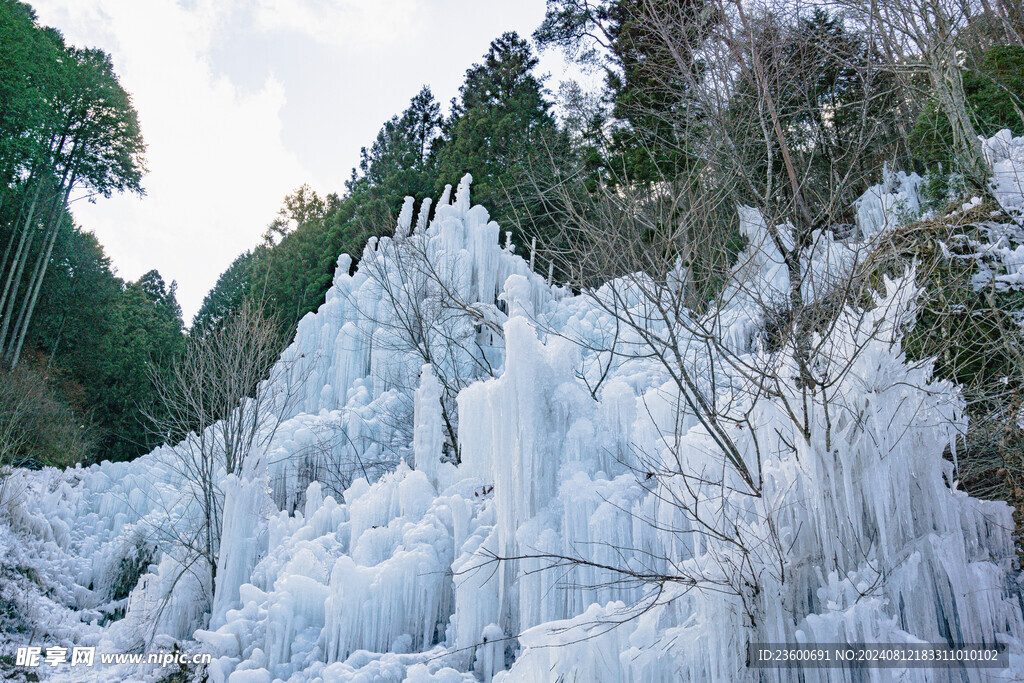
[{"x1": 2, "y1": 133, "x2": 1024, "y2": 681}]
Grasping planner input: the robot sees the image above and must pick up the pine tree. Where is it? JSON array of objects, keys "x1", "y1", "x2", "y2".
[
  {"x1": 432, "y1": 32, "x2": 571, "y2": 251},
  {"x1": 536, "y1": 0, "x2": 713, "y2": 185},
  {"x1": 103, "y1": 270, "x2": 185, "y2": 461},
  {"x1": 192, "y1": 251, "x2": 257, "y2": 338}
]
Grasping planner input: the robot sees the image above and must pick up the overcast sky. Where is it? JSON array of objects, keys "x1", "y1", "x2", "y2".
[{"x1": 29, "y1": 0, "x2": 578, "y2": 323}]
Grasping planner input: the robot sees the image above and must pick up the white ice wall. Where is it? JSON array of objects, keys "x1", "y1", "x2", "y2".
[{"x1": 7, "y1": 138, "x2": 1024, "y2": 682}]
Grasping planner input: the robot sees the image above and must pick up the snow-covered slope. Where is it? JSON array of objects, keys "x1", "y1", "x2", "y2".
[{"x1": 3, "y1": 136, "x2": 1024, "y2": 682}]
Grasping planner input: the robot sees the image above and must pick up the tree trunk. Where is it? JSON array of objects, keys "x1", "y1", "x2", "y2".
[
  {"x1": 46, "y1": 312, "x2": 66, "y2": 371},
  {"x1": 995, "y1": 0, "x2": 1024, "y2": 46},
  {"x1": 8, "y1": 209, "x2": 66, "y2": 368},
  {"x1": 0, "y1": 180, "x2": 45, "y2": 352},
  {"x1": 728, "y1": 0, "x2": 813, "y2": 229},
  {"x1": 0, "y1": 178, "x2": 43, "y2": 310},
  {"x1": 4, "y1": 158, "x2": 76, "y2": 364},
  {"x1": 929, "y1": 46, "x2": 988, "y2": 183},
  {"x1": 0, "y1": 194, "x2": 17, "y2": 297},
  {"x1": 868, "y1": 1, "x2": 917, "y2": 163}
]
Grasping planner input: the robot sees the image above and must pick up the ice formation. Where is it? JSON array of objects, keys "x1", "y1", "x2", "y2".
[
  {"x1": 983, "y1": 129, "x2": 1024, "y2": 225},
  {"x1": 854, "y1": 164, "x2": 925, "y2": 238},
  {"x1": 2, "y1": 133, "x2": 1024, "y2": 682}
]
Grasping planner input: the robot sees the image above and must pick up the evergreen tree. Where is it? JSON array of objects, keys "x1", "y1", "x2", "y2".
[
  {"x1": 344, "y1": 86, "x2": 443, "y2": 243},
  {"x1": 192, "y1": 250, "x2": 256, "y2": 337},
  {"x1": 0, "y1": 1, "x2": 63, "y2": 194},
  {"x1": 27, "y1": 225, "x2": 121, "y2": 388},
  {"x1": 536, "y1": 0, "x2": 712, "y2": 185},
  {"x1": 196, "y1": 45, "x2": 574, "y2": 352},
  {"x1": 720, "y1": 9, "x2": 901, "y2": 222},
  {"x1": 349, "y1": 85, "x2": 441, "y2": 198},
  {"x1": 0, "y1": 19, "x2": 146, "y2": 369},
  {"x1": 246, "y1": 186, "x2": 340, "y2": 333},
  {"x1": 221, "y1": 88, "x2": 445, "y2": 339},
  {"x1": 102, "y1": 270, "x2": 185, "y2": 461},
  {"x1": 432, "y1": 32, "x2": 572, "y2": 250}
]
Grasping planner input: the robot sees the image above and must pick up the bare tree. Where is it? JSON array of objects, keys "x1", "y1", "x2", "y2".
[
  {"x1": 146, "y1": 300, "x2": 299, "y2": 605},
  {"x1": 0, "y1": 366, "x2": 48, "y2": 511},
  {"x1": 834, "y1": 0, "x2": 1001, "y2": 182},
  {"x1": 527, "y1": 0, "x2": 909, "y2": 444},
  {"x1": 272, "y1": 414, "x2": 411, "y2": 512},
  {"x1": 0, "y1": 368, "x2": 41, "y2": 471},
  {"x1": 493, "y1": 0, "x2": 964, "y2": 638},
  {"x1": 0, "y1": 363, "x2": 93, "y2": 470},
  {"x1": 357, "y1": 209, "x2": 503, "y2": 465}
]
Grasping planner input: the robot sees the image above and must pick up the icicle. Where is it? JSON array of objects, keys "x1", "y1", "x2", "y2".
[
  {"x1": 475, "y1": 623, "x2": 505, "y2": 682},
  {"x1": 438, "y1": 183, "x2": 452, "y2": 207},
  {"x1": 395, "y1": 196, "x2": 415, "y2": 239},
  {"x1": 414, "y1": 197, "x2": 432, "y2": 233},
  {"x1": 455, "y1": 173, "x2": 473, "y2": 215},
  {"x1": 413, "y1": 364, "x2": 456, "y2": 491},
  {"x1": 667, "y1": 255, "x2": 688, "y2": 299},
  {"x1": 530, "y1": 237, "x2": 536, "y2": 271}
]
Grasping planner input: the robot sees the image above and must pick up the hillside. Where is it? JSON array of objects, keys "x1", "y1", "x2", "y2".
[{"x1": 1, "y1": 132, "x2": 1023, "y2": 681}]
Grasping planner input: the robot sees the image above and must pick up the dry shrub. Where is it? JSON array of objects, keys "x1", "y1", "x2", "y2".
[{"x1": 0, "y1": 360, "x2": 94, "y2": 471}]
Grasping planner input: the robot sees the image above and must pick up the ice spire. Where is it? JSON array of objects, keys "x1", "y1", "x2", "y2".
[
  {"x1": 395, "y1": 196, "x2": 415, "y2": 239},
  {"x1": 455, "y1": 173, "x2": 473, "y2": 215},
  {"x1": 414, "y1": 197, "x2": 432, "y2": 233}
]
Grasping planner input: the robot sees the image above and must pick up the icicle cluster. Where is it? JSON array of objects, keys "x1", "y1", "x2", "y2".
[{"x1": 5, "y1": 134, "x2": 1024, "y2": 683}]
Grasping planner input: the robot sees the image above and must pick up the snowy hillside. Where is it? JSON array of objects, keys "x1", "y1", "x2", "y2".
[{"x1": 3, "y1": 136, "x2": 1024, "y2": 682}]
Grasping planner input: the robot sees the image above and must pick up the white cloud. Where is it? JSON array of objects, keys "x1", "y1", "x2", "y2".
[
  {"x1": 252, "y1": 0, "x2": 419, "y2": 48},
  {"x1": 30, "y1": 0, "x2": 308, "y2": 322},
  {"x1": 27, "y1": 0, "x2": 565, "y2": 324}
]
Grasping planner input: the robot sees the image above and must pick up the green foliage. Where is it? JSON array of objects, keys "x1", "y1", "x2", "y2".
[
  {"x1": 604, "y1": 0, "x2": 711, "y2": 184},
  {"x1": 192, "y1": 251, "x2": 256, "y2": 337},
  {"x1": 248, "y1": 186, "x2": 343, "y2": 333},
  {"x1": 199, "y1": 35, "x2": 579, "y2": 341},
  {"x1": 0, "y1": 206, "x2": 189, "y2": 464},
  {"x1": 348, "y1": 85, "x2": 440, "y2": 201},
  {"x1": 57, "y1": 46, "x2": 147, "y2": 198},
  {"x1": 918, "y1": 171, "x2": 968, "y2": 214},
  {"x1": 536, "y1": 0, "x2": 712, "y2": 185},
  {"x1": 27, "y1": 226, "x2": 121, "y2": 388},
  {"x1": 432, "y1": 32, "x2": 573, "y2": 247},
  {"x1": 966, "y1": 46, "x2": 1024, "y2": 135},
  {"x1": 100, "y1": 270, "x2": 186, "y2": 461},
  {"x1": 0, "y1": 0, "x2": 62, "y2": 187},
  {"x1": 4, "y1": 220, "x2": 192, "y2": 464},
  {"x1": 0, "y1": 0, "x2": 158, "y2": 464},
  {"x1": 0, "y1": 6, "x2": 146, "y2": 201},
  {"x1": 861, "y1": 206, "x2": 1024, "y2": 504}
]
